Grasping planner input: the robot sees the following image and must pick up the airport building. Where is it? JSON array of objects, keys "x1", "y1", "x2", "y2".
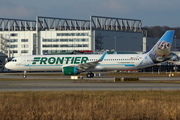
[{"x1": 0, "y1": 16, "x2": 143, "y2": 57}]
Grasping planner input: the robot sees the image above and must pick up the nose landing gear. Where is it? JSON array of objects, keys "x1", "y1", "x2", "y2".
[{"x1": 23, "y1": 71, "x2": 27, "y2": 78}]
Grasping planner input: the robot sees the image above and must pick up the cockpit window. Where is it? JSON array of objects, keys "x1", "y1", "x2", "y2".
[{"x1": 11, "y1": 59, "x2": 17, "y2": 62}]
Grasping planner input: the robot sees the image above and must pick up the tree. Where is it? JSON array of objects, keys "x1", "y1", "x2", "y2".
[{"x1": 144, "y1": 26, "x2": 180, "y2": 39}]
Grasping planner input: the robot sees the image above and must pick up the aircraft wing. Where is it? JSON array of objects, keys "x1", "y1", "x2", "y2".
[
  {"x1": 77, "y1": 52, "x2": 107, "y2": 70},
  {"x1": 62, "y1": 52, "x2": 107, "y2": 71}
]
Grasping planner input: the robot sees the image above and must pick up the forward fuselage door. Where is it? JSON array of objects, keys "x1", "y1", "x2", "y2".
[{"x1": 22, "y1": 56, "x2": 31, "y2": 71}]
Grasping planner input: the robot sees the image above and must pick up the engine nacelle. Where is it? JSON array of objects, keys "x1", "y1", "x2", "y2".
[{"x1": 62, "y1": 66, "x2": 80, "y2": 75}]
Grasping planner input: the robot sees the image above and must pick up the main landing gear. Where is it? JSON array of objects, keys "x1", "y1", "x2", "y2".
[{"x1": 86, "y1": 72, "x2": 94, "y2": 78}]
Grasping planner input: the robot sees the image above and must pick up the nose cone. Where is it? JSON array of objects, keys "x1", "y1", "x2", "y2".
[{"x1": 5, "y1": 62, "x2": 11, "y2": 69}]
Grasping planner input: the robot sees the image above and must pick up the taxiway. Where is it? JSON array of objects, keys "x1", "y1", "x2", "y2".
[{"x1": 0, "y1": 73, "x2": 180, "y2": 91}]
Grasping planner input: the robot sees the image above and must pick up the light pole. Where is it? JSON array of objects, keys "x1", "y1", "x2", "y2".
[
  {"x1": 114, "y1": 36, "x2": 120, "y2": 51},
  {"x1": 174, "y1": 36, "x2": 176, "y2": 51},
  {"x1": 114, "y1": 37, "x2": 117, "y2": 51}
]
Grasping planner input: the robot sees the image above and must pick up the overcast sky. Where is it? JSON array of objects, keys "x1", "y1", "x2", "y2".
[{"x1": 0, "y1": 0, "x2": 179, "y2": 27}]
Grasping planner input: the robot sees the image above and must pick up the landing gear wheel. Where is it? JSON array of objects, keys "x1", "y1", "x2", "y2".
[
  {"x1": 23, "y1": 75, "x2": 27, "y2": 78},
  {"x1": 90, "y1": 73, "x2": 94, "y2": 77},
  {"x1": 86, "y1": 73, "x2": 91, "y2": 78},
  {"x1": 86, "y1": 72, "x2": 94, "y2": 78}
]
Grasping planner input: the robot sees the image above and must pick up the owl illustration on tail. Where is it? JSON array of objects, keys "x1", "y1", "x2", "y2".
[
  {"x1": 155, "y1": 41, "x2": 171, "y2": 61},
  {"x1": 148, "y1": 30, "x2": 174, "y2": 63}
]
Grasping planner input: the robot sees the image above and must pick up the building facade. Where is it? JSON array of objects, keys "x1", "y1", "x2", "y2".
[{"x1": 0, "y1": 16, "x2": 142, "y2": 57}]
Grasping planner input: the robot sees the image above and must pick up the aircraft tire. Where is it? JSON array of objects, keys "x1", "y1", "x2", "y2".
[
  {"x1": 86, "y1": 73, "x2": 94, "y2": 78},
  {"x1": 86, "y1": 73, "x2": 91, "y2": 78},
  {"x1": 90, "y1": 73, "x2": 94, "y2": 77}
]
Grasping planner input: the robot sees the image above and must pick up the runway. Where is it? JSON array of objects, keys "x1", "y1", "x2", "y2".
[
  {"x1": 0, "y1": 80, "x2": 180, "y2": 91},
  {"x1": 0, "y1": 73, "x2": 180, "y2": 91}
]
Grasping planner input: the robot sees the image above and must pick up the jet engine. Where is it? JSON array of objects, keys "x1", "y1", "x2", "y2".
[{"x1": 62, "y1": 66, "x2": 81, "y2": 75}]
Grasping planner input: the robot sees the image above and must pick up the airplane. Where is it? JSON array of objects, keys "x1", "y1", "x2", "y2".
[{"x1": 5, "y1": 30, "x2": 177, "y2": 78}]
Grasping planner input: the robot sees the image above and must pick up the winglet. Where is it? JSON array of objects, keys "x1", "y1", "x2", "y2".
[
  {"x1": 99, "y1": 52, "x2": 107, "y2": 61},
  {"x1": 113, "y1": 51, "x2": 117, "y2": 54}
]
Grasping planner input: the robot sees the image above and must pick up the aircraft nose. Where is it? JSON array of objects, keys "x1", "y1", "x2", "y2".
[{"x1": 5, "y1": 62, "x2": 11, "y2": 69}]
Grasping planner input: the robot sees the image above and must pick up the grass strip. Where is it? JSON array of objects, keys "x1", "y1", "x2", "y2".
[{"x1": 0, "y1": 91, "x2": 180, "y2": 119}]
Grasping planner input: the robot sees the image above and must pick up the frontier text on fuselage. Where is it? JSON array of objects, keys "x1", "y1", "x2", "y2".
[{"x1": 32, "y1": 57, "x2": 88, "y2": 65}]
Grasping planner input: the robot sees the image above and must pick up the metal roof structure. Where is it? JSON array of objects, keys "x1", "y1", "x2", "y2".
[
  {"x1": 0, "y1": 16, "x2": 142, "y2": 32},
  {"x1": 90, "y1": 16, "x2": 142, "y2": 32},
  {"x1": 0, "y1": 18, "x2": 36, "y2": 31},
  {"x1": 36, "y1": 16, "x2": 90, "y2": 31}
]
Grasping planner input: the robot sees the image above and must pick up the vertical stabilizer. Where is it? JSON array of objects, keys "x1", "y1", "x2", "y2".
[
  {"x1": 148, "y1": 30, "x2": 175, "y2": 63},
  {"x1": 138, "y1": 30, "x2": 175, "y2": 68}
]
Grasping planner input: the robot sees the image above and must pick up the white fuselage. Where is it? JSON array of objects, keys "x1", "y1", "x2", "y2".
[{"x1": 5, "y1": 54, "x2": 148, "y2": 72}]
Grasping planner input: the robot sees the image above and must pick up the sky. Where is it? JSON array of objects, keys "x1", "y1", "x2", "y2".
[{"x1": 0, "y1": 0, "x2": 179, "y2": 27}]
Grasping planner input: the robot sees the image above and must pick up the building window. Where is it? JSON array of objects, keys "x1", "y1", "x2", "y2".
[
  {"x1": 75, "y1": 39, "x2": 80, "y2": 42},
  {"x1": 60, "y1": 45, "x2": 68, "y2": 47},
  {"x1": 43, "y1": 38, "x2": 89, "y2": 42},
  {"x1": 52, "y1": 39, "x2": 58, "y2": 42},
  {"x1": 13, "y1": 50, "x2": 18, "y2": 53},
  {"x1": 68, "y1": 45, "x2": 73, "y2": 47},
  {"x1": 68, "y1": 39, "x2": 73, "y2": 42},
  {"x1": 76, "y1": 33, "x2": 80, "y2": 36},
  {"x1": 21, "y1": 39, "x2": 28, "y2": 42},
  {"x1": 43, "y1": 39, "x2": 60, "y2": 42},
  {"x1": 60, "y1": 39, "x2": 68, "y2": 42},
  {"x1": 10, "y1": 50, "x2": 18, "y2": 53},
  {"x1": 42, "y1": 45, "x2": 51, "y2": 47},
  {"x1": 57, "y1": 33, "x2": 89, "y2": 36},
  {"x1": 8, "y1": 45, "x2": 18, "y2": 48},
  {"x1": 43, "y1": 39, "x2": 46, "y2": 42},
  {"x1": 10, "y1": 33, "x2": 18, "y2": 36},
  {"x1": 57, "y1": 33, "x2": 61, "y2": 36},
  {"x1": 8, "y1": 39, "x2": 18, "y2": 42},
  {"x1": 21, "y1": 50, "x2": 28, "y2": 53},
  {"x1": 82, "y1": 39, "x2": 86, "y2": 42},
  {"x1": 84, "y1": 33, "x2": 89, "y2": 36},
  {"x1": 21, "y1": 44, "x2": 29, "y2": 48},
  {"x1": 52, "y1": 45, "x2": 59, "y2": 47},
  {"x1": 78, "y1": 44, "x2": 82, "y2": 47},
  {"x1": 83, "y1": 44, "x2": 89, "y2": 47},
  {"x1": 42, "y1": 44, "x2": 89, "y2": 48}
]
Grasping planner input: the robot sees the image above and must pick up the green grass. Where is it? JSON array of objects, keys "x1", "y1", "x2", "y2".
[{"x1": 0, "y1": 91, "x2": 180, "y2": 119}]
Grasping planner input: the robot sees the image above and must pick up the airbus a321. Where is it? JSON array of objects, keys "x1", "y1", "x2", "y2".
[{"x1": 5, "y1": 30, "x2": 177, "y2": 78}]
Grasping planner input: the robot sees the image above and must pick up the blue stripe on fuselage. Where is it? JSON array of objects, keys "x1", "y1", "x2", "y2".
[{"x1": 24, "y1": 64, "x2": 135, "y2": 67}]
